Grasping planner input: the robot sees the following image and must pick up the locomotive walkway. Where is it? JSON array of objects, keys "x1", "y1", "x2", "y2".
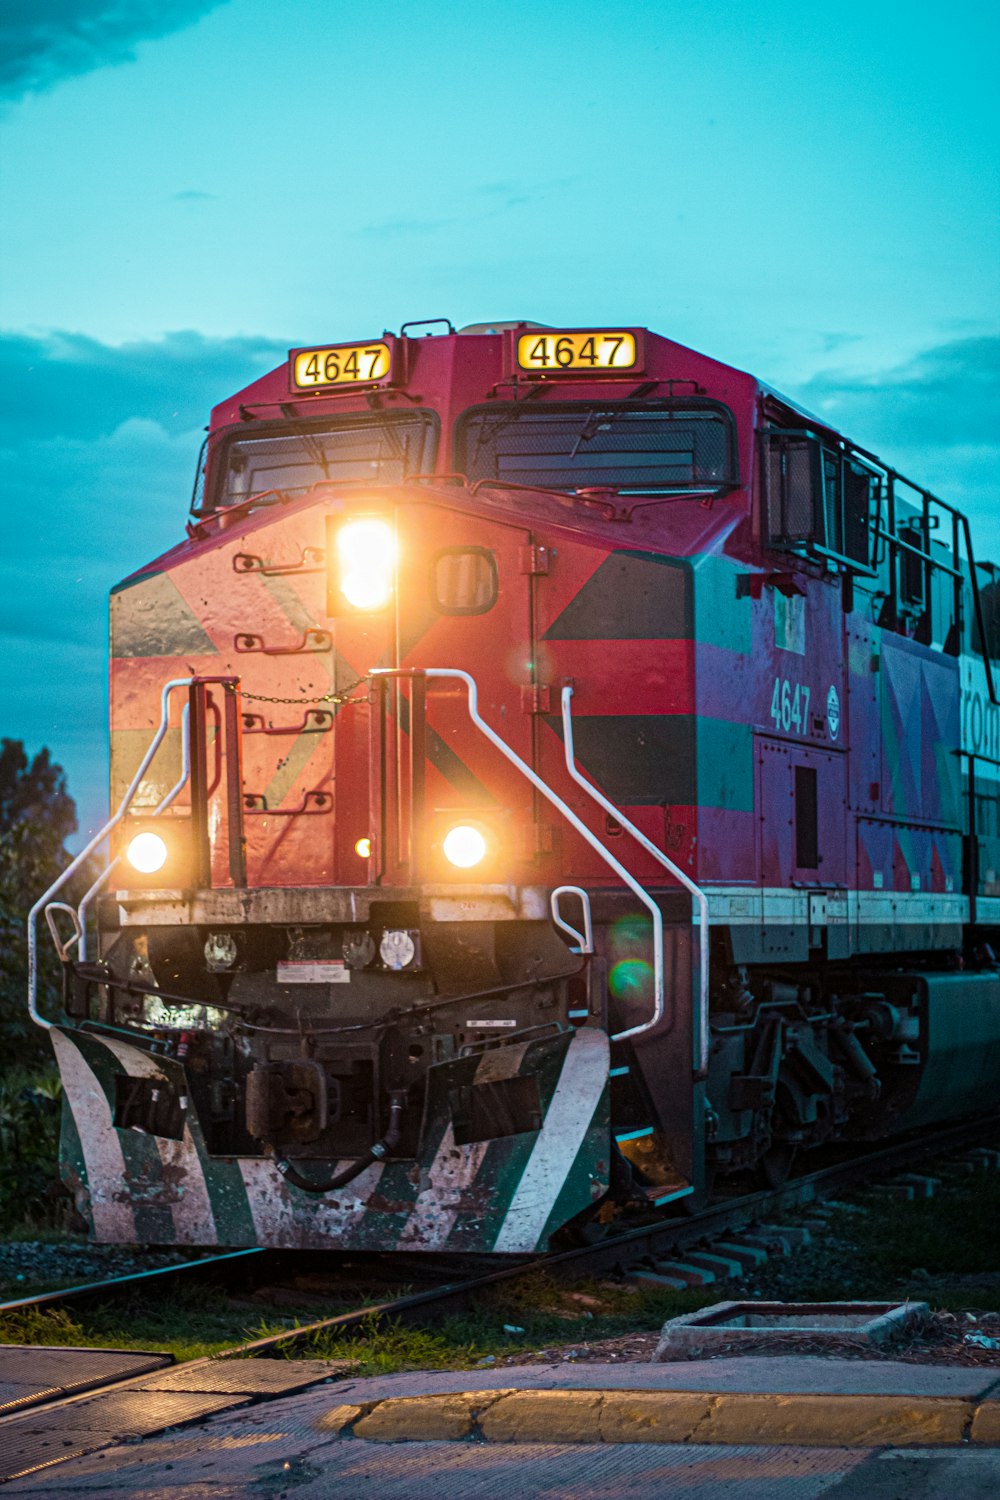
[{"x1": 2, "y1": 1352, "x2": 998, "y2": 1495}]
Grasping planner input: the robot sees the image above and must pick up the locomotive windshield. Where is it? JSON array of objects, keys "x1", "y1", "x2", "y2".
[
  {"x1": 456, "y1": 401, "x2": 737, "y2": 494},
  {"x1": 196, "y1": 410, "x2": 437, "y2": 511}
]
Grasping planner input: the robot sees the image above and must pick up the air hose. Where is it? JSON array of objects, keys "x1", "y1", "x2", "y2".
[{"x1": 270, "y1": 1090, "x2": 406, "y2": 1194}]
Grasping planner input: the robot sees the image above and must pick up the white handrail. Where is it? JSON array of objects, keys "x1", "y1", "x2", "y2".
[
  {"x1": 77, "y1": 703, "x2": 192, "y2": 960},
  {"x1": 550, "y1": 885, "x2": 593, "y2": 954},
  {"x1": 27, "y1": 677, "x2": 196, "y2": 1030},
  {"x1": 44, "y1": 902, "x2": 82, "y2": 961},
  {"x1": 369, "y1": 666, "x2": 665, "y2": 1041},
  {"x1": 561, "y1": 686, "x2": 710, "y2": 1070}
]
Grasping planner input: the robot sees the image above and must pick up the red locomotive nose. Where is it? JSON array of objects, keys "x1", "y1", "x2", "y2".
[{"x1": 28, "y1": 318, "x2": 1000, "y2": 1253}]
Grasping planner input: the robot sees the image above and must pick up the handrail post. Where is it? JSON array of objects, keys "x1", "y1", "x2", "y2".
[
  {"x1": 188, "y1": 681, "x2": 212, "y2": 886},
  {"x1": 963, "y1": 516, "x2": 998, "y2": 706},
  {"x1": 408, "y1": 672, "x2": 426, "y2": 883},
  {"x1": 368, "y1": 675, "x2": 387, "y2": 885},
  {"x1": 222, "y1": 681, "x2": 247, "y2": 886},
  {"x1": 550, "y1": 886, "x2": 594, "y2": 954},
  {"x1": 966, "y1": 749, "x2": 979, "y2": 928},
  {"x1": 77, "y1": 702, "x2": 193, "y2": 958}
]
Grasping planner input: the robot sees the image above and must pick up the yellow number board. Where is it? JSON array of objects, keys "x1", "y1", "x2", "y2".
[
  {"x1": 516, "y1": 330, "x2": 638, "y2": 374},
  {"x1": 292, "y1": 341, "x2": 392, "y2": 390}
]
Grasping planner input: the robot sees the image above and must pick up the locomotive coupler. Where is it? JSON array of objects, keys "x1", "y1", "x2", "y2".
[{"x1": 269, "y1": 1088, "x2": 407, "y2": 1195}]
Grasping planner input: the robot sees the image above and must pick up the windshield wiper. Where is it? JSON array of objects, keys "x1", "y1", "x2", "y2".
[
  {"x1": 569, "y1": 409, "x2": 619, "y2": 459},
  {"x1": 278, "y1": 406, "x2": 332, "y2": 479}
]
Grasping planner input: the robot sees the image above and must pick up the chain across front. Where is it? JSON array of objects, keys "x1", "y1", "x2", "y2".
[{"x1": 238, "y1": 675, "x2": 370, "y2": 709}]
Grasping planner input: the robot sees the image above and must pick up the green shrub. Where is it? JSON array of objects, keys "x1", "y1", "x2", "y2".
[{"x1": 0, "y1": 1065, "x2": 67, "y2": 1232}]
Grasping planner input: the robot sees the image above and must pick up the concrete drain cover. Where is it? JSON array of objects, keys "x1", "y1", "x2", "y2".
[{"x1": 653, "y1": 1299, "x2": 928, "y2": 1360}]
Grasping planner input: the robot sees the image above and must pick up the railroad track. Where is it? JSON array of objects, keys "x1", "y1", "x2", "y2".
[
  {"x1": 0, "y1": 1246, "x2": 268, "y2": 1316},
  {"x1": 2, "y1": 1108, "x2": 998, "y2": 1484},
  {"x1": 216, "y1": 1107, "x2": 1000, "y2": 1357},
  {"x1": 5, "y1": 1108, "x2": 998, "y2": 1337}
]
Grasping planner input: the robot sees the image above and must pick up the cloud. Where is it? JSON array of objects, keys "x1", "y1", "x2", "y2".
[
  {"x1": 789, "y1": 336, "x2": 1000, "y2": 544},
  {"x1": 0, "y1": 328, "x2": 286, "y2": 441},
  {"x1": 0, "y1": 0, "x2": 229, "y2": 99},
  {"x1": 797, "y1": 336, "x2": 1000, "y2": 449},
  {"x1": 817, "y1": 332, "x2": 864, "y2": 355},
  {"x1": 0, "y1": 328, "x2": 285, "y2": 837}
]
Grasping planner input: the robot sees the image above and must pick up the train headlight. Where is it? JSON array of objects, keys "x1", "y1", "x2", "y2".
[
  {"x1": 335, "y1": 518, "x2": 395, "y2": 611},
  {"x1": 443, "y1": 823, "x2": 489, "y2": 869},
  {"x1": 118, "y1": 817, "x2": 194, "y2": 889},
  {"x1": 126, "y1": 831, "x2": 168, "y2": 874}
]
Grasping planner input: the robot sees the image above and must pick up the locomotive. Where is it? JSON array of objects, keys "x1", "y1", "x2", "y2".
[{"x1": 30, "y1": 319, "x2": 1000, "y2": 1251}]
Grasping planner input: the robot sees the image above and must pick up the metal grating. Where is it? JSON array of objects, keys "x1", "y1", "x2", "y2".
[
  {"x1": 0, "y1": 1389, "x2": 247, "y2": 1481},
  {"x1": 2, "y1": 1428, "x2": 120, "y2": 1484},
  {"x1": 458, "y1": 404, "x2": 735, "y2": 494},
  {"x1": 136, "y1": 1358, "x2": 353, "y2": 1395},
  {"x1": 0, "y1": 1382, "x2": 62, "y2": 1416},
  {"x1": 207, "y1": 412, "x2": 437, "y2": 511},
  {"x1": 16, "y1": 1387, "x2": 246, "y2": 1436},
  {"x1": 0, "y1": 1345, "x2": 171, "y2": 1415}
]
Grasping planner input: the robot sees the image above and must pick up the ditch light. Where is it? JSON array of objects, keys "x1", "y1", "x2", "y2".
[
  {"x1": 120, "y1": 817, "x2": 195, "y2": 887},
  {"x1": 126, "y1": 830, "x2": 168, "y2": 874}
]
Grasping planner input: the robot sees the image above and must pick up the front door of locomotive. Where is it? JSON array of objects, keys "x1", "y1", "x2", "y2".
[{"x1": 377, "y1": 502, "x2": 536, "y2": 887}]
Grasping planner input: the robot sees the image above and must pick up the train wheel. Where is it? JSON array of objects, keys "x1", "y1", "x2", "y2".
[{"x1": 758, "y1": 1143, "x2": 797, "y2": 1189}]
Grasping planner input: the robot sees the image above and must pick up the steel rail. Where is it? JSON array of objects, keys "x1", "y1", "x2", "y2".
[
  {"x1": 547, "y1": 1106, "x2": 1000, "y2": 1281},
  {"x1": 0, "y1": 1247, "x2": 267, "y2": 1315},
  {"x1": 5, "y1": 1114, "x2": 992, "y2": 1489},
  {"x1": 4, "y1": 1111, "x2": 996, "y2": 1346},
  {"x1": 207, "y1": 1108, "x2": 1000, "y2": 1358}
]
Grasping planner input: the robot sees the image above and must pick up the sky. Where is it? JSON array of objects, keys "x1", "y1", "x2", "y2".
[{"x1": 1, "y1": 0, "x2": 998, "y2": 842}]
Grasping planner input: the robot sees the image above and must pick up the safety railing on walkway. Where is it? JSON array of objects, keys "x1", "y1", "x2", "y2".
[
  {"x1": 560, "y1": 685, "x2": 709, "y2": 1069},
  {"x1": 28, "y1": 676, "x2": 243, "y2": 1029},
  {"x1": 369, "y1": 666, "x2": 706, "y2": 1047}
]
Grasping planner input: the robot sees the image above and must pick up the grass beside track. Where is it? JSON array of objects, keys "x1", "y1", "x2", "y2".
[
  {"x1": 0, "y1": 1171, "x2": 996, "y2": 1371},
  {"x1": 0, "y1": 1284, "x2": 343, "y2": 1363},
  {"x1": 744, "y1": 1168, "x2": 1000, "y2": 1313}
]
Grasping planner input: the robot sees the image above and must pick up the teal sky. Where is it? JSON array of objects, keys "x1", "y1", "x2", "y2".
[{"x1": 2, "y1": 0, "x2": 998, "y2": 840}]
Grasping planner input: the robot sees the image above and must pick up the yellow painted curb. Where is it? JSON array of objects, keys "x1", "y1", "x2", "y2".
[
  {"x1": 314, "y1": 1388, "x2": 1000, "y2": 1447},
  {"x1": 706, "y1": 1393, "x2": 970, "y2": 1447},
  {"x1": 316, "y1": 1404, "x2": 365, "y2": 1435},
  {"x1": 599, "y1": 1391, "x2": 714, "y2": 1444},
  {"x1": 481, "y1": 1390, "x2": 603, "y2": 1443},
  {"x1": 971, "y1": 1401, "x2": 1000, "y2": 1445},
  {"x1": 356, "y1": 1392, "x2": 502, "y2": 1442}
]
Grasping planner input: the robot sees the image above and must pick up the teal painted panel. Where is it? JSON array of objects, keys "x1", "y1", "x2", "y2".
[
  {"x1": 111, "y1": 572, "x2": 217, "y2": 658},
  {"x1": 697, "y1": 716, "x2": 754, "y2": 811},
  {"x1": 692, "y1": 553, "x2": 751, "y2": 654}
]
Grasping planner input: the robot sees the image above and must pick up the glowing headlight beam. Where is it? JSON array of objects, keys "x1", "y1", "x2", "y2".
[
  {"x1": 442, "y1": 824, "x2": 488, "y2": 869},
  {"x1": 337, "y1": 518, "x2": 395, "y2": 611},
  {"x1": 126, "y1": 831, "x2": 169, "y2": 875}
]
